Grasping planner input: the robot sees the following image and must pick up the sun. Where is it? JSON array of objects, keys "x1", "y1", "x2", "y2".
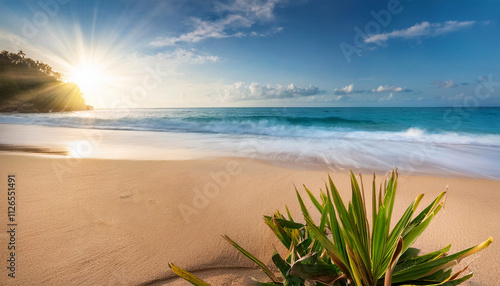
[
  {"x1": 72, "y1": 66, "x2": 101, "y2": 91},
  {"x1": 68, "y1": 61, "x2": 108, "y2": 106}
]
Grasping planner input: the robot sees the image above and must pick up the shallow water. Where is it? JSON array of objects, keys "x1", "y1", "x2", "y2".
[{"x1": 1, "y1": 107, "x2": 499, "y2": 179}]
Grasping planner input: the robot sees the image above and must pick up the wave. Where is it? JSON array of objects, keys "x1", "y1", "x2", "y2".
[
  {"x1": 182, "y1": 115, "x2": 378, "y2": 126},
  {"x1": 1, "y1": 112, "x2": 499, "y2": 147}
]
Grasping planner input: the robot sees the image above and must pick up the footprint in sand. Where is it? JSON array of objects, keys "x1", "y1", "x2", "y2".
[{"x1": 119, "y1": 192, "x2": 133, "y2": 199}]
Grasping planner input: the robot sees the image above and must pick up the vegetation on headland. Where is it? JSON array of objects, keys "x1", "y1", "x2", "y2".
[
  {"x1": 170, "y1": 170, "x2": 492, "y2": 285},
  {"x1": 0, "y1": 50, "x2": 93, "y2": 113}
]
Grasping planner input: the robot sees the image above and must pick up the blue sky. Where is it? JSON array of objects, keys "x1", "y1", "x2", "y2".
[{"x1": 1, "y1": 0, "x2": 499, "y2": 107}]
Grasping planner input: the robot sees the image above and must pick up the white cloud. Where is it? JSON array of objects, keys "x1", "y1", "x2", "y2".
[
  {"x1": 379, "y1": 93, "x2": 394, "y2": 101},
  {"x1": 126, "y1": 49, "x2": 219, "y2": 77},
  {"x1": 371, "y1": 85, "x2": 409, "y2": 93},
  {"x1": 155, "y1": 49, "x2": 219, "y2": 64},
  {"x1": 432, "y1": 79, "x2": 458, "y2": 88},
  {"x1": 332, "y1": 84, "x2": 409, "y2": 95},
  {"x1": 333, "y1": 83, "x2": 364, "y2": 95},
  {"x1": 216, "y1": 82, "x2": 321, "y2": 101},
  {"x1": 365, "y1": 21, "x2": 476, "y2": 44},
  {"x1": 150, "y1": 0, "x2": 285, "y2": 47},
  {"x1": 248, "y1": 26, "x2": 284, "y2": 37},
  {"x1": 336, "y1": 83, "x2": 353, "y2": 94},
  {"x1": 215, "y1": 0, "x2": 283, "y2": 21}
]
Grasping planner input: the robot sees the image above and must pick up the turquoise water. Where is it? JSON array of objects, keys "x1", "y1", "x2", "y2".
[
  {"x1": 1, "y1": 107, "x2": 499, "y2": 179},
  {"x1": 1, "y1": 107, "x2": 499, "y2": 136}
]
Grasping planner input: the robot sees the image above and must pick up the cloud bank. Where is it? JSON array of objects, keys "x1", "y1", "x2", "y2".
[
  {"x1": 371, "y1": 85, "x2": 410, "y2": 93},
  {"x1": 216, "y1": 82, "x2": 321, "y2": 101},
  {"x1": 333, "y1": 84, "x2": 410, "y2": 95}
]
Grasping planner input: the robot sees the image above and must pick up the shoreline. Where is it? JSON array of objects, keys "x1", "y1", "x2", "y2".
[
  {"x1": 0, "y1": 154, "x2": 499, "y2": 285},
  {"x1": 0, "y1": 145, "x2": 497, "y2": 182},
  {"x1": 1, "y1": 123, "x2": 499, "y2": 181}
]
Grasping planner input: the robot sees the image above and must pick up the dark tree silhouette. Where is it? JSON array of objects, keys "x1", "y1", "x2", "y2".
[{"x1": 0, "y1": 50, "x2": 93, "y2": 112}]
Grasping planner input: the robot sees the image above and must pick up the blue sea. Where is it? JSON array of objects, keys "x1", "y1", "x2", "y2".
[{"x1": 1, "y1": 107, "x2": 499, "y2": 179}]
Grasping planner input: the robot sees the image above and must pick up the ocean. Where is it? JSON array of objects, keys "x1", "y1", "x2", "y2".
[{"x1": 1, "y1": 107, "x2": 499, "y2": 179}]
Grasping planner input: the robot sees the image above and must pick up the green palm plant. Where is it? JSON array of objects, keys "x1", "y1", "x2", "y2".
[
  {"x1": 301, "y1": 170, "x2": 492, "y2": 285},
  {"x1": 169, "y1": 170, "x2": 492, "y2": 285}
]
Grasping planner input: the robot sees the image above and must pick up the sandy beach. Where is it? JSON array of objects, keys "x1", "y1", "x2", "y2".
[{"x1": 0, "y1": 153, "x2": 498, "y2": 285}]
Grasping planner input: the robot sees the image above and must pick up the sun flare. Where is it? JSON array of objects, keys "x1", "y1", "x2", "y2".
[
  {"x1": 68, "y1": 61, "x2": 110, "y2": 107},
  {"x1": 72, "y1": 66, "x2": 101, "y2": 91}
]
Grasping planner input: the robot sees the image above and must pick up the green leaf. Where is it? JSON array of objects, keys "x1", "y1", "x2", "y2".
[
  {"x1": 289, "y1": 254, "x2": 344, "y2": 284},
  {"x1": 371, "y1": 204, "x2": 388, "y2": 278},
  {"x1": 392, "y1": 238, "x2": 492, "y2": 283},
  {"x1": 419, "y1": 268, "x2": 453, "y2": 283},
  {"x1": 402, "y1": 210, "x2": 437, "y2": 254},
  {"x1": 168, "y1": 263, "x2": 211, "y2": 286},
  {"x1": 274, "y1": 218, "x2": 304, "y2": 230},
  {"x1": 285, "y1": 205, "x2": 294, "y2": 222},
  {"x1": 429, "y1": 273, "x2": 473, "y2": 286},
  {"x1": 264, "y1": 216, "x2": 291, "y2": 249},
  {"x1": 296, "y1": 188, "x2": 312, "y2": 222},
  {"x1": 303, "y1": 215, "x2": 351, "y2": 280},
  {"x1": 403, "y1": 192, "x2": 446, "y2": 237},
  {"x1": 398, "y1": 247, "x2": 421, "y2": 262},
  {"x1": 394, "y1": 245, "x2": 451, "y2": 273},
  {"x1": 305, "y1": 185, "x2": 324, "y2": 214},
  {"x1": 319, "y1": 203, "x2": 329, "y2": 232},
  {"x1": 271, "y1": 251, "x2": 290, "y2": 278},
  {"x1": 372, "y1": 172, "x2": 377, "y2": 233},
  {"x1": 327, "y1": 175, "x2": 370, "y2": 275},
  {"x1": 325, "y1": 189, "x2": 347, "y2": 263},
  {"x1": 223, "y1": 235, "x2": 280, "y2": 283}
]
